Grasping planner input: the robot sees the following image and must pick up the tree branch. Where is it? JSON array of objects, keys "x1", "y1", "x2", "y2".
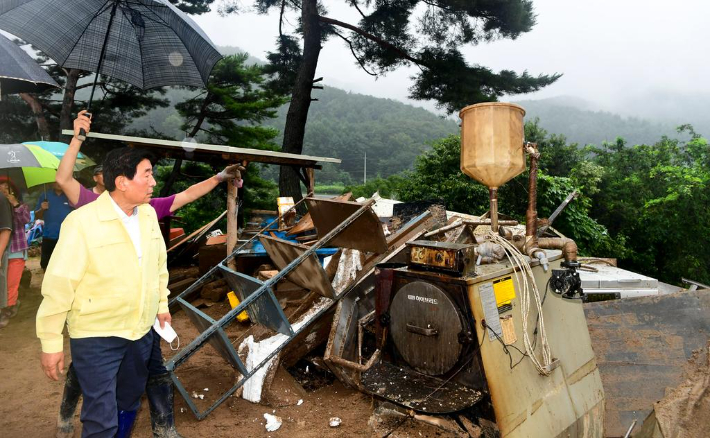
[
  {"x1": 76, "y1": 82, "x2": 107, "y2": 90},
  {"x1": 348, "y1": 0, "x2": 366, "y2": 19},
  {"x1": 279, "y1": 0, "x2": 285, "y2": 37},
  {"x1": 318, "y1": 15, "x2": 424, "y2": 67},
  {"x1": 332, "y1": 29, "x2": 377, "y2": 76}
]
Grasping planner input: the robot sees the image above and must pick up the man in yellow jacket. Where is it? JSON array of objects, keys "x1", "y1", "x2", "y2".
[{"x1": 37, "y1": 146, "x2": 169, "y2": 438}]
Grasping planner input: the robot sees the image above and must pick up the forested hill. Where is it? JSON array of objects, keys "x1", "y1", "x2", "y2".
[
  {"x1": 264, "y1": 87, "x2": 458, "y2": 184},
  {"x1": 515, "y1": 96, "x2": 683, "y2": 146}
]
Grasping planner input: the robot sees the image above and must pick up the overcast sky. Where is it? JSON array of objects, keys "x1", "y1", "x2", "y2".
[{"x1": 191, "y1": 0, "x2": 709, "y2": 117}]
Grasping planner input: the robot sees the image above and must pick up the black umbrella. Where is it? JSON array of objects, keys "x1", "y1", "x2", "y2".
[
  {"x1": 0, "y1": 0, "x2": 222, "y2": 138},
  {"x1": 0, "y1": 33, "x2": 58, "y2": 97}
]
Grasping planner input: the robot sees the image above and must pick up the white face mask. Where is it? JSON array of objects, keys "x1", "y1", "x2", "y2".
[{"x1": 153, "y1": 318, "x2": 180, "y2": 350}]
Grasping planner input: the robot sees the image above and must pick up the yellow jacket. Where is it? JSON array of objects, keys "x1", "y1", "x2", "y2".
[{"x1": 36, "y1": 192, "x2": 169, "y2": 353}]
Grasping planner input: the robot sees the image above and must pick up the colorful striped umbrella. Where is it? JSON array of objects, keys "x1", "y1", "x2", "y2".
[
  {"x1": 0, "y1": 143, "x2": 60, "y2": 188},
  {"x1": 23, "y1": 141, "x2": 96, "y2": 171}
]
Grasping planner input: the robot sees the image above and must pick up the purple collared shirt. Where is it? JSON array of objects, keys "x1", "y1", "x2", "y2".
[
  {"x1": 74, "y1": 185, "x2": 175, "y2": 220},
  {"x1": 10, "y1": 203, "x2": 30, "y2": 253}
]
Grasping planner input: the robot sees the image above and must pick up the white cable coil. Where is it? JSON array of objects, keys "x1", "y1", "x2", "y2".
[{"x1": 488, "y1": 233, "x2": 553, "y2": 376}]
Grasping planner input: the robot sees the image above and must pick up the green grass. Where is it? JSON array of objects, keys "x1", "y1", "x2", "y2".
[{"x1": 313, "y1": 184, "x2": 346, "y2": 195}]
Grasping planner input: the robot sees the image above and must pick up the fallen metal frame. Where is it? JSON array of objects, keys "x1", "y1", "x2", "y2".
[{"x1": 166, "y1": 198, "x2": 377, "y2": 419}]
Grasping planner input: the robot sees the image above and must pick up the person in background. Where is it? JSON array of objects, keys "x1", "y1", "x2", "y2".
[
  {"x1": 54, "y1": 111, "x2": 242, "y2": 438},
  {"x1": 38, "y1": 147, "x2": 168, "y2": 437},
  {"x1": 0, "y1": 178, "x2": 30, "y2": 327},
  {"x1": 35, "y1": 182, "x2": 74, "y2": 271},
  {"x1": 90, "y1": 164, "x2": 105, "y2": 195},
  {"x1": 0, "y1": 191, "x2": 13, "y2": 329}
]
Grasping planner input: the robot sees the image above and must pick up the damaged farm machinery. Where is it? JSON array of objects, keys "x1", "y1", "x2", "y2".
[{"x1": 166, "y1": 103, "x2": 605, "y2": 437}]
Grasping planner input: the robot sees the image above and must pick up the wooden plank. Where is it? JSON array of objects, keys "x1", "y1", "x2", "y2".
[
  {"x1": 167, "y1": 210, "x2": 226, "y2": 253},
  {"x1": 61, "y1": 130, "x2": 340, "y2": 166}
]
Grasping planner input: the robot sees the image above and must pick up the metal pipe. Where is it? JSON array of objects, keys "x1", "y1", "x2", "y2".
[
  {"x1": 537, "y1": 190, "x2": 578, "y2": 237},
  {"x1": 523, "y1": 143, "x2": 544, "y2": 262},
  {"x1": 465, "y1": 219, "x2": 518, "y2": 227},
  {"x1": 538, "y1": 237, "x2": 578, "y2": 263},
  {"x1": 489, "y1": 187, "x2": 499, "y2": 232},
  {"x1": 525, "y1": 143, "x2": 540, "y2": 242},
  {"x1": 623, "y1": 419, "x2": 637, "y2": 438},
  {"x1": 423, "y1": 219, "x2": 518, "y2": 238},
  {"x1": 326, "y1": 349, "x2": 381, "y2": 372}
]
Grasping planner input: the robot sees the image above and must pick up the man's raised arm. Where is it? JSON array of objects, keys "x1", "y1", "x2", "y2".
[{"x1": 56, "y1": 110, "x2": 91, "y2": 206}]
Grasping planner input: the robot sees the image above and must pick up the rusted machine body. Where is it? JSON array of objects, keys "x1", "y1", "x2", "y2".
[
  {"x1": 357, "y1": 242, "x2": 604, "y2": 437},
  {"x1": 327, "y1": 102, "x2": 604, "y2": 437}
]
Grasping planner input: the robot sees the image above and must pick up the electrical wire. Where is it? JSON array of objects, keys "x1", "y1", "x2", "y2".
[
  {"x1": 488, "y1": 233, "x2": 553, "y2": 376},
  {"x1": 482, "y1": 320, "x2": 528, "y2": 370}
]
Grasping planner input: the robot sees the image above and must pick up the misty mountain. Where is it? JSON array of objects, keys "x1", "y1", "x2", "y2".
[{"x1": 514, "y1": 96, "x2": 687, "y2": 147}]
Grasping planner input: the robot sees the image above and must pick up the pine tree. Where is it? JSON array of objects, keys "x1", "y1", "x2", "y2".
[{"x1": 224, "y1": 0, "x2": 560, "y2": 201}]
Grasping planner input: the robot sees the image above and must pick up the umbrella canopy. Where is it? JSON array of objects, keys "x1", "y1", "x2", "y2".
[
  {"x1": 0, "y1": 32, "x2": 58, "y2": 95},
  {"x1": 0, "y1": 143, "x2": 60, "y2": 187},
  {"x1": 0, "y1": 0, "x2": 222, "y2": 90},
  {"x1": 23, "y1": 141, "x2": 96, "y2": 171}
]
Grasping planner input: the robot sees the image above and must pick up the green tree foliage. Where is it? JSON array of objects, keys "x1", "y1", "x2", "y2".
[
  {"x1": 155, "y1": 162, "x2": 278, "y2": 234},
  {"x1": 346, "y1": 122, "x2": 710, "y2": 285},
  {"x1": 176, "y1": 53, "x2": 287, "y2": 147},
  {"x1": 346, "y1": 130, "x2": 626, "y2": 259},
  {"x1": 0, "y1": 96, "x2": 38, "y2": 143},
  {"x1": 167, "y1": 53, "x2": 289, "y2": 222},
  {"x1": 589, "y1": 128, "x2": 710, "y2": 284},
  {"x1": 169, "y1": 0, "x2": 213, "y2": 14}
]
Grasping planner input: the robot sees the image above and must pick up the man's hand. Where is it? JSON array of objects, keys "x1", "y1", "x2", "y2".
[
  {"x1": 157, "y1": 312, "x2": 172, "y2": 329},
  {"x1": 40, "y1": 201, "x2": 49, "y2": 211},
  {"x1": 215, "y1": 164, "x2": 245, "y2": 183},
  {"x1": 73, "y1": 110, "x2": 92, "y2": 141},
  {"x1": 40, "y1": 351, "x2": 65, "y2": 381}
]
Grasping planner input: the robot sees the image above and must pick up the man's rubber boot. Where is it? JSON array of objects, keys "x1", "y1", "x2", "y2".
[
  {"x1": 56, "y1": 364, "x2": 82, "y2": 438},
  {"x1": 116, "y1": 410, "x2": 138, "y2": 438},
  {"x1": 146, "y1": 373, "x2": 183, "y2": 438}
]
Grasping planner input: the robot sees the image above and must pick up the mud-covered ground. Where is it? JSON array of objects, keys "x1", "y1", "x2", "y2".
[{"x1": 0, "y1": 258, "x2": 456, "y2": 438}]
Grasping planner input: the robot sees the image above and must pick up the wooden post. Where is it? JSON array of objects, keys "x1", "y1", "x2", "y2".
[
  {"x1": 227, "y1": 179, "x2": 238, "y2": 270},
  {"x1": 306, "y1": 167, "x2": 315, "y2": 196}
]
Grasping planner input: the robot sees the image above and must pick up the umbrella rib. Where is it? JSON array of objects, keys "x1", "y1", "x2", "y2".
[
  {"x1": 62, "y1": 0, "x2": 115, "y2": 66},
  {"x1": 117, "y1": 5, "x2": 146, "y2": 89},
  {"x1": 125, "y1": 1, "x2": 209, "y2": 86}
]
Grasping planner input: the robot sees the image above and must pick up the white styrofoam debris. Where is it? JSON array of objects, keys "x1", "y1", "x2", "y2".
[
  {"x1": 264, "y1": 413, "x2": 282, "y2": 432},
  {"x1": 332, "y1": 249, "x2": 362, "y2": 293},
  {"x1": 297, "y1": 399, "x2": 303, "y2": 406},
  {"x1": 203, "y1": 388, "x2": 209, "y2": 391},
  {"x1": 329, "y1": 417, "x2": 342, "y2": 427},
  {"x1": 240, "y1": 298, "x2": 331, "y2": 403}
]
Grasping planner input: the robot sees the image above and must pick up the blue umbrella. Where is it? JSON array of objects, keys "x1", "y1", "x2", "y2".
[
  {"x1": 23, "y1": 141, "x2": 96, "y2": 171},
  {"x1": 0, "y1": 33, "x2": 58, "y2": 97}
]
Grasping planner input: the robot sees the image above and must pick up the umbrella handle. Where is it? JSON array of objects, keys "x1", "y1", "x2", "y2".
[{"x1": 77, "y1": 112, "x2": 92, "y2": 142}]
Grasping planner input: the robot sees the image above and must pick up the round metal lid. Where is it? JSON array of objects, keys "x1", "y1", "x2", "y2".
[{"x1": 390, "y1": 281, "x2": 464, "y2": 375}]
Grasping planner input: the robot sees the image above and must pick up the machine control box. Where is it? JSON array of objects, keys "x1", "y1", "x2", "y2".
[{"x1": 407, "y1": 240, "x2": 476, "y2": 275}]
